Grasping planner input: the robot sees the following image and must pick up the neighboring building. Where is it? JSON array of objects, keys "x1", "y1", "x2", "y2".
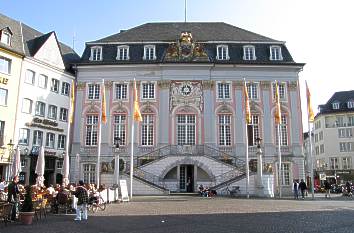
[
  {"x1": 73, "y1": 22, "x2": 305, "y2": 195},
  {"x1": 0, "y1": 13, "x2": 80, "y2": 185},
  {"x1": 313, "y1": 90, "x2": 354, "y2": 184}
]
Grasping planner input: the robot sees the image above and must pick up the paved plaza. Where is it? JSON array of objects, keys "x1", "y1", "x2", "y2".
[{"x1": 2, "y1": 195, "x2": 354, "y2": 233}]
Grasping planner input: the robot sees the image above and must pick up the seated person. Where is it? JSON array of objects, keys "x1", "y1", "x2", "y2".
[{"x1": 198, "y1": 184, "x2": 204, "y2": 196}]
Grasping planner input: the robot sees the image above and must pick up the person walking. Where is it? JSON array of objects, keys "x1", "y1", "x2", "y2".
[
  {"x1": 7, "y1": 176, "x2": 20, "y2": 220},
  {"x1": 73, "y1": 180, "x2": 89, "y2": 221},
  {"x1": 299, "y1": 179, "x2": 307, "y2": 200},
  {"x1": 292, "y1": 180, "x2": 299, "y2": 199},
  {"x1": 324, "y1": 180, "x2": 331, "y2": 198}
]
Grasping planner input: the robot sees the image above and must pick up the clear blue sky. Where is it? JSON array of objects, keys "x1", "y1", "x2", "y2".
[{"x1": 2, "y1": 0, "x2": 354, "y2": 131}]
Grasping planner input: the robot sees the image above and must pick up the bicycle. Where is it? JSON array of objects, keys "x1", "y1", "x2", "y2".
[{"x1": 87, "y1": 193, "x2": 106, "y2": 213}]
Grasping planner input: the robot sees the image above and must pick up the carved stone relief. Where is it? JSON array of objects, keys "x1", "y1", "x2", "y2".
[{"x1": 169, "y1": 81, "x2": 203, "y2": 113}]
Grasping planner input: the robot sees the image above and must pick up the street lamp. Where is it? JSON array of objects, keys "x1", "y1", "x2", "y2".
[
  {"x1": 114, "y1": 137, "x2": 122, "y2": 186},
  {"x1": 7, "y1": 139, "x2": 15, "y2": 161}
]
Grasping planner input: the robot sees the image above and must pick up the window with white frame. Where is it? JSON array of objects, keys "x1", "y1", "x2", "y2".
[
  {"x1": 275, "y1": 115, "x2": 288, "y2": 146},
  {"x1": 83, "y1": 164, "x2": 96, "y2": 184},
  {"x1": 349, "y1": 116, "x2": 354, "y2": 126},
  {"x1": 117, "y1": 45, "x2": 129, "y2": 60},
  {"x1": 142, "y1": 82, "x2": 155, "y2": 99},
  {"x1": 280, "y1": 163, "x2": 290, "y2": 185},
  {"x1": 329, "y1": 157, "x2": 339, "y2": 170},
  {"x1": 342, "y1": 157, "x2": 351, "y2": 170},
  {"x1": 272, "y1": 82, "x2": 286, "y2": 100},
  {"x1": 141, "y1": 114, "x2": 154, "y2": 146},
  {"x1": 315, "y1": 146, "x2": 319, "y2": 155},
  {"x1": 90, "y1": 46, "x2": 102, "y2": 61},
  {"x1": 218, "y1": 114, "x2": 231, "y2": 146},
  {"x1": 35, "y1": 101, "x2": 45, "y2": 116},
  {"x1": 113, "y1": 115, "x2": 126, "y2": 146},
  {"x1": 270, "y1": 46, "x2": 283, "y2": 60},
  {"x1": 86, "y1": 115, "x2": 98, "y2": 146},
  {"x1": 22, "y1": 98, "x2": 32, "y2": 113},
  {"x1": 57, "y1": 160, "x2": 63, "y2": 169},
  {"x1": 143, "y1": 45, "x2": 156, "y2": 60},
  {"x1": 1, "y1": 31, "x2": 11, "y2": 45},
  {"x1": 217, "y1": 82, "x2": 231, "y2": 99},
  {"x1": 243, "y1": 46, "x2": 256, "y2": 60},
  {"x1": 320, "y1": 144, "x2": 325, "y2": 154},
  {"x1": 58, "y1": 134, "x2": 66, "y2": 149},
  {"x1": 177, "y1": 115, "x2": 196, "y2": 145},
  {"x1": 45, "y1": 132, "x2": 55, "y2": 148},
  {"x1": 332, "y1": 102, "x2": 340, "y2": 110},
  {"x1": 51, "y1": 79, "x2": 59, "y2": 93},
  {"x1": 216, "y1": 45, "x2": 229, "y2": 60},
  {"x1": 61, "y1": 82, "x2": 70, "y2": 96},
  {"x1": 336, "y1": 116, "x2": 344, "y2": 127},
  {"x1": 59, "y1": 108, "x2": 68, "y2": 122},
  {"x1": 18, "y1": 128, "x2": 30, "y2": 145},
  {"x1": 33, "y1": 130, "x2": 43, "y2": 146},
  {"x1": 48, "y1": 105, "x2": 57, "y2": 119},
  {"x1": 0, "y1": 56, "x2": 11, "y2": 74},
  {"x1": 248, "y1": 115, "x2": 260, "y2": 146},
  {"x1": 38, "y1": 74, "x2": 48, "y2": 88},
  {"x1": 347, "y1": 128, "x2": 353, "y2": 138},
  {"x1": 87, "y1": 84, "x2": 100, "y2": 100},
  {"x1": 115, "y1": 83, "x2": 128, "y2": 100},
  {"x1": 348, "y1": 100, "x2": 354, "y2": 109},
  {"x1": 0, "y1": 88, "x2": 7, "y2": 106},
  {"x1": 246, "y1": 82, "x2": 259, "y2": 100},
  {"x1": 25, "y1": 70, "x2": 35, "y2": 85},
  {"x1": 319, "y1": 131, "x2": 323, "y2": 140}
]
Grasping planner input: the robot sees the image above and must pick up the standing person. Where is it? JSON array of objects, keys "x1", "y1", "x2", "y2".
[
  {"x1": 345, "y1": 181, "x2": 352, "y2": 197},
  {"x1": 7, "y1": 176, "x2": 20, "y2": 220},
  {"x1": 324, "y1": 180, "x2": 331, "y2": 198},
  {"x1": 299, "y1": 179, "x2": 307, "y2": 200},
  {"x1": 292, "y1": 180, "x2": 299, "y2": 199},
  {"x1": 73, "y1": 180, "x2": 89, "y2": 221},
  {"x1": 186, "y1": 177, "x2": 192, "y2": 192},
  {"x1": 0, "y1": 178, "x2": 7, "y2": 191}
]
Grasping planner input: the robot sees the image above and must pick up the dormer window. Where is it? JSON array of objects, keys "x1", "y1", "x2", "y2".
[
  {"x1": 117, "y1": 45, "x2": 129, "y2": 60},
  {"x1": 216, "y1": 45, "x2": 229, "y2": 60},
  {"x1": 0, "y1": 31, "x2": 11, "y2": 46},
  {"x1": 243, "y1": 45, "x2": 256, "y2": 60},
  {"x1": 348, "y1": 100, "x2": 354, "y2": 109},
  {"x1": 270, "y1": 46, "x2": 283, "y2": 60},
  {"x1": 143, "y1": 45, "x2": 156, "y2": 60},
  {"x1": 332, "y1": 102, "x2": 340, "y2": 110},
  {"x1": 90, "y1": 46, "x2": 102, "y2": 61}
]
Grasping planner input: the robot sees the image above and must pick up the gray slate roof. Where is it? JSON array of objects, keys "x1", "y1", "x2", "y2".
[{"x1": 317, "y1": 90, "x2": 354, "y2": 115}]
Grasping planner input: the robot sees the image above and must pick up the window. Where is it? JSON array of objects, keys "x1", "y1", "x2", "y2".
[
  {"x1": 0, "y1": 56, "x2": 11, "y2": 74},
  {"x1": 33, "y1": 130, "x2": 43, "y2": 146},
  {"x1": 87, "y1": 84, "x2": 100, "y2": 100},
  {"x1": 85, "y1": 115, "x2": 98, "y2": 146},
  {"x1": 270, "y1": 46, "x2": 283, "y2": 60},
  {"x1": 143, "y1": 45, "x2": 156, "y2": 60},
  {"x1": 0, "y1": 121, "x2": 4, "y2": 147},
  {"x1": 336, "y1": 116, "x2": 344, "y2": 127},
  {"x1": 248, "y1": 115, "x2": 260, "y2": 146},
  {"x1": 58, "y1": 134, "x2": 66, "y2": 149},
  {"x1": 22, "y1": 98, "x2": 32, "y2": 113},
  {"x1": 83, "y1": 164, "x2": 96, "y2": 184},
  {"x1": 275, "y1": 115, "x2": 288, "y2": 146},
  {"x1": 342, "y1": 157, "x2": 351, "y2": 170},
  {"x1": 340, "y1": 142, "x2": 354, "y2": 152},
  {"x1": 319, "y1": 131, "x2": 323, "y2": 140},
  {"x1": 315, "y1": 120, "x2": 321, "y2": 129},
  {"x1": 141, "y1": 114, "x2": 154, "y2": 146},
  {"x1": 315, "y1": 146, "x2": 319, "y2": 155},
  {"x1": 142, "y1": 82, "x2": 155, "y2": 99},
  {"x1": 217, "y1": 82, "x2": 231, "y2": 99},
  {"x1": 19, "y1": 128, "x2": 30, "y2": 145},
  {"x1": 61, "y1": 82, "x2": 70, "y2": 96},
  {"x1": 45, "y1": 132, "x2": 55, "y2": 148},
  {"x1": 349, "y1": 116, "x2": 354, "y2": 126},
  {"x1": 216, "y1": 45, "x2": 229, "y2": 60},
  {"x1": 0, "y1": 88, "x2": 8, "y2": 106},
  {"x1": 320, "y1": 144, "x2": 325, "y2": 154},
  {"x1": 113, "y1": 115, "x2": 126, "y2": 146},
  {"x1": 38, "y1": 74, "x2": 48, "y2": 88},
  {"x1": 117, "y1": 46, "x2": 129, "y2": 60},
  {"x1": 1, "y1": 31, "x2": 11, "y2": 45},
  {"x1": 51, "y1": 79, "x2": 59, "y2": 93},
  {"x1": 21, "y1": 159, "x2": 27, "y2": 168},
  {"x1": 272, "y1": 82, "x2": 286, "y2": 100},
  {"x1": 90, "y1": 46, "x2": 102, "y2": 61},
  {"x1": 25, "y1": 70, "x2": 35, "y2": 84},
  {"x1": 332, "y1": 102, "x2": 340, "y2": 110},
  {"x1": 280, "y1": 163, "x2": 290, "y2": 185},
  {"x1": 57, "y1": 160, "x2": 63, "y2": 169},
  {"x1": 48, "y1": 105, "x2": 57, "y2": 119},
  {"x1": 329, "y1": 157, "x2": 339, "y2": 170},
  {"x1": 243, "y1": 46, "x2": 256, "y2": 60},
  {"x1": 348, "y1": 101, "x2": 354, "y2": 109},
  {"x1": 218, "y1": 115, "x2": 231, "y2": 146},
  {"x1": 246, "y1": 82, "x2": 259, "y2": 100},
  {"x1": 35, "y1": 101, "x2": 45, "y2": 116},
  {"x1": 314, "y1": 134, "x2": 318, "y2": 142},
  {"x1": 115, "y1": 83, "x2": 128, "y2": 100},
  {"x1": 59, "y1": 108, "x2": 68, "y2": 122},
  {"x1": 177, "y1": 115, "x2": 196, "y2": 145}
]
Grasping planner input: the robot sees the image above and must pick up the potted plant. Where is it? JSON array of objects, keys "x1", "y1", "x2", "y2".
[{"x1": 19, "y1": 186, "x2": 34, "y2": 225}]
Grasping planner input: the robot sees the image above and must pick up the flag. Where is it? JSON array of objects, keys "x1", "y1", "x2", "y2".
[
  {"x1": 274, "y1": 81, "x2": 282, "y2": 124},
  {"x1": 101, "y1": 81, "x2": 107, "y2": 124},
  {"x1": 133, "y1": 80, "x2": 142, "y2": 122},
  {"x1": 69, "y1": 80, "x2": 75, "y2": 123},
  {"x1": 306, "y1": 81, "x2": 315, "y2": 122},
  {"x1": 243, "y1": 80, "x2": 251, "y2": 124}
]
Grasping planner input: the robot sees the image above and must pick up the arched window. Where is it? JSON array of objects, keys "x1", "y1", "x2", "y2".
[
  {"x1": 218, "y1": 114, "x2": 232, "y2": 146},
  {"x1": 275, "y1": 115, "x2": 288, "y2": 146}
]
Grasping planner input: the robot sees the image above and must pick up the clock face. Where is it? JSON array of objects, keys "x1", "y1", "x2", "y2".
[{"x1": 181, "y1": 84, "x2": 192, "y2": 96}]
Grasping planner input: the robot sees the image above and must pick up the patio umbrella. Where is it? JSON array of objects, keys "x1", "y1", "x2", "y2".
[
  {"x1": 35, "y1": 146, "x2": 45, "y2": 187},
  {"x1": 75, "y1": 153, "x2": 80, "y2": 183},
  {"x1": 62, "y1": 152, "x2": 70, "y2": 186},
  {"x1": 11, "y1": 147, "x2": 21, "y2": 178}
]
